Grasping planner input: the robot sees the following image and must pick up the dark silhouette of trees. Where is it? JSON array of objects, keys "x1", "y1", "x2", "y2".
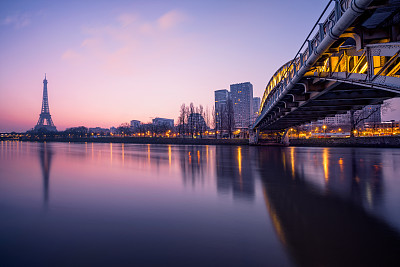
[
  {"x1": 177, "y1": 102, "x2": 208, "y2": 138},
  {"x1": 117, "y1": 123, "x2": 132, "y2": 136},
  {"x1": 211, "y1": 105, "x2": 216, "y2": 139},
  {"x1": 350, "y1": 102, "x2": 391, "y2": 137},
  {"x1": 215, "y1": 97, "x2": 235, "y2": 139},
  {"x1": 178, "y1": 104, "x2": 187, "y2": 137},
  {"x1": 64, "y1": 126, "x2": 88, "y2": 137}
]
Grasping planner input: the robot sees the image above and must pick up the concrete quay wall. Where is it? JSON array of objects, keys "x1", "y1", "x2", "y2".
[
  {"x1": 19, "y1": 137, "x2": 249, "y2": 146},
  {"x1": 289, "y1": 137, "x2": 400, "y2": 148}
]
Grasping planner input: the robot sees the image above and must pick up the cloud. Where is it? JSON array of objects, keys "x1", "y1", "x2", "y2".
[
  {"x1": 157, "y1": 10, "x2": 187, "y2": 30},
  {"x1": 2, "y1": 13, "x2": 31, "y2": 29},
  {"x1": 117, "y1": 13, "x2": 138, "y2": 27},
  {"x1": 81, "y1": 38, "x2": 101, "y2": 48},
  {"x1": 61, "y1": 49, "x2": 81, "y2": 62},
  {"x1": 62, "y1": 9, "x2": 193, "y2": 75},
  {"x1": 139, "y1": 23, "x2": 154, "y2": 34}
]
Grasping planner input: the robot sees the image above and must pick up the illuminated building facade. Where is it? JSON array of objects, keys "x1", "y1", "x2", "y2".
[
  {"x1": 152, "y1": 118, "x2": 174, "y2": 128},
  {"x1": 253, "y1": 97, "x2": 261, "y2": 123},
  {"x1": 230, "y1": 82, "x2": 253, "y2": 129},
  {"x1": 322, "y1": 105, "x2": 381, "y2": 126},
  {"x1": 214, "y1": 89, "x2": 230, "y2": 129},
  {"x1": 130, "y1": 120, "x2": 141, "y2": 130}
]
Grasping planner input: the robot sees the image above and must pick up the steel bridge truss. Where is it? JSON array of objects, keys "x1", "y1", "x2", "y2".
[{"x1": 253, "y1": 0, "x2": 400, "y2": 131}]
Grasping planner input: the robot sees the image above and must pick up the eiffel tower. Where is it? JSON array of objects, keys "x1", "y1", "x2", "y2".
[{"x1": 34, "y1": 74, "x2": 57, "y2": 132}]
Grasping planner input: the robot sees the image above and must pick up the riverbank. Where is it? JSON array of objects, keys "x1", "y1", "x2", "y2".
[
  {"x1": 289, "y1": 136, "x2": 400, "y2": 148},
  {"x1": 4, "y1": 136, "x2": 400, "y2": 148},
  {"x1": 15, "y1": 136, "x2": 249, "y2": 146}
]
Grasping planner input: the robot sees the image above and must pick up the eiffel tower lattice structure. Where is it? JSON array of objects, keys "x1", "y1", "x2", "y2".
[{"x1": 34, "y1": 74, "x2": 57, "y2": 132}]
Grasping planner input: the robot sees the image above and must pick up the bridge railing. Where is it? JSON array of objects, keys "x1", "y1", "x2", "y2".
[{"x1": 259, "y1": 0, "x2": 352, "y2": 116}]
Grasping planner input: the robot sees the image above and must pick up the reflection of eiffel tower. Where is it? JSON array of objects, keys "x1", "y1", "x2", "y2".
[
  {"x1": 34, "y1": 74, "x2": 57, "y2": 132},
  {"x1": 39, "y1": 142, "x2": 53, "y2": 208}
]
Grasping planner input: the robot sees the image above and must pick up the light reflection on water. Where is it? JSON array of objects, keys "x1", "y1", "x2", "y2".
[{"x1": 0, "y1": 141, "x2": 400, "y2": 266}]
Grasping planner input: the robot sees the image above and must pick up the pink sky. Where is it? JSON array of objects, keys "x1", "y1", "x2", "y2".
[{"x1": 1, "y1": 0, "x2": 399, "y2": 132}]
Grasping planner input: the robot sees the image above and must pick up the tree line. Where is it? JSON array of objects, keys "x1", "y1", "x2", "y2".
[{"x1": 177, "y1": 103, "x2": 211, "y2": 138}]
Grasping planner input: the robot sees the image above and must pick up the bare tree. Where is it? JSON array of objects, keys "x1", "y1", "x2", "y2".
[
  {"x1": 198, "y1": 104, "x2": 204, "y2": 138},
  {"x1": 350, "y1": 102, "x2": 392, "y2": 137},
  {"x1": 178, "y1": 103, "x2": 186, "y2": 137},
  {"x1": 178, "y1": 102, "x2": 213, "y2": 139},
  {"x1": 185, "y1": 106, "x2": 190, "y2": 137},
  {"x1": 205, "y1": 106, "x2": 211, "y2": 130},
  {"x1": 189, "y1": 102, "x2": 195, "y2": 138},
  {"x1": 212, "y1": 105, "x2": 217, "y2": 139},
  {"x1": 117, "y1": 123, "x2": 132, "y2": 136}
]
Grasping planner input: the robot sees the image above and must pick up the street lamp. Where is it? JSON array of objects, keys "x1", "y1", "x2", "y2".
[
  {"x1": 323, "y1": 125, "x2": 327, "y2": 137},
  {"x1": 391, "y1": 120, "x2": 395, "y2": 136}
]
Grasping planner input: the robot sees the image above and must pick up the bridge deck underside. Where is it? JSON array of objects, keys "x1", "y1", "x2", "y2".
[
  {"x1": 255, "y1": 0, "x2": 400, "y2": 132},
  {"x1": 260, "y1": 80, "x2": 399, "y2": 130}
]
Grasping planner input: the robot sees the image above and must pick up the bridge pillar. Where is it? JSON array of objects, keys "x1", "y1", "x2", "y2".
[
  {"x1": 249, "y1": 129, "x2": 259, "y2": 145},
  {"x1": 281, "y1": 129, "x2": 290, "y2": 146}
]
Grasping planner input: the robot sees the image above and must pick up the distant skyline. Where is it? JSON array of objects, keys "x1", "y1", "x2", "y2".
[{"x1": 1, "y1": 0, "x2": 399, "y2": 132}]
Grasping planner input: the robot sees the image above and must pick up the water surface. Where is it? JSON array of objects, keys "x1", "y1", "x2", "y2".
[{"x1": 1, "y1": 141, "x2": 399, "y2": 266}]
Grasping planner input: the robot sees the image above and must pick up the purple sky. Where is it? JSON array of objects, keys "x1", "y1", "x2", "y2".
[{"x1": 1, "y1": 0, "x2": 399, "y2": 132}]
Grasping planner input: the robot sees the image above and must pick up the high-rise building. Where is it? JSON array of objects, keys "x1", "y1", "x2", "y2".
[
  {"x1": 252, "y1": 97, "x2": 261, "y2": 123},
  {"x1": 230, "y1": 82, "x2": 253, "y2": 128},
  {"x1": 214, "y1": 89, "x2": 230, "y2": 130}
]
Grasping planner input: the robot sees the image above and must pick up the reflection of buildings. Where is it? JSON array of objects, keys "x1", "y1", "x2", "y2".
[
  {"x1": 39, "y1": 142, "x2": 53, "y2": 208},
  {"x1": 215, "y1": 146, "x2": 255, "y2": 200},
  {"x1": 285, "y1": 147, "x2": 383, "y2": 209},
  {"x1": 178, "y1": 145, "x2": 208, "y2": 186},
  {"x1": 255, "y1": 147, "x2": 400, "y2": 266},
  {"x1": 176, "y1": 145, "x2": 256, "y2": 201}
]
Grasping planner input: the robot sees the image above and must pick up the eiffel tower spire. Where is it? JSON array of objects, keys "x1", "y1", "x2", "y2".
[{"x1": 34, "y1": 74, "x2": 57, "y2": 132}]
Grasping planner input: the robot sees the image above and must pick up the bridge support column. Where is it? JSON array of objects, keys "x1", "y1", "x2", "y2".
[
  {"x1": 249, "y1": 129, "x2": 259, "y2": 145},
  {"x1": 281, "y1": 129, "x2": 290, "y2": 146}
]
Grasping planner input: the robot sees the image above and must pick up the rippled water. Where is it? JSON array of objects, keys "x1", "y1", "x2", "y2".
[{"x1": 1, "y1": 141, "x2": 400, "y2": 266}]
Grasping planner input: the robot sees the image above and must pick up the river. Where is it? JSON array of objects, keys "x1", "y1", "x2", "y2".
[{"x1": 1, "y1": 141, "x2": 399, "y2": 266}]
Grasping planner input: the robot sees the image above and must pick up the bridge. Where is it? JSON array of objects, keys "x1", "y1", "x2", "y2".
[{"x1": 252, "y1": 0, "x2": 400, "y2": 139}]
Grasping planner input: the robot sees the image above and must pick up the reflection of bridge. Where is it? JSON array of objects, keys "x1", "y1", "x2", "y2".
[
  {"x1": 257, "y1": 147, "x2": 400, "y2": 266},
  {"x1": 252, "y1": 0, "x2": 400, "y2": 134}
]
